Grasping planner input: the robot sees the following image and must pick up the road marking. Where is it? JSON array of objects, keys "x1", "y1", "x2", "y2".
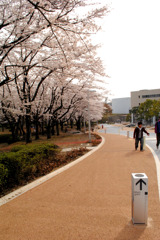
[
  {"x1": 0, "y1": 136, "x2": 105, "y2": 206},
  {"x1": 146, "y1": 144, "x2": 160, "y2": 201}
]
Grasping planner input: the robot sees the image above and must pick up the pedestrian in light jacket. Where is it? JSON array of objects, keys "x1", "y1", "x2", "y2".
[{"x1": 133, "y1": 121, "x2": 149, "y2": 151}]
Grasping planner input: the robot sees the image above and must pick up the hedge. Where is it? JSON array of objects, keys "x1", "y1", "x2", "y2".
[{"x1": 0, "y1": 143, "x2": 60, "y2": 194}]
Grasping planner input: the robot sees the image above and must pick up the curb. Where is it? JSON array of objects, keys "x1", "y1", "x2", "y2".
[
  {"x1": 125, "y1": 132, "x2": 160, "y2": 200},
  {"x1": 0, "y1": 135, "x2": 105, "y2": 206},
  {"x1": 146, "y1": 144, "x2": 160, "y2": 201}
]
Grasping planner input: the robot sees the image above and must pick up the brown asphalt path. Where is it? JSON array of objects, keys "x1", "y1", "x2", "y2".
[{"x1": 0, "y1": 133, "x2": 160, "y2": 240}]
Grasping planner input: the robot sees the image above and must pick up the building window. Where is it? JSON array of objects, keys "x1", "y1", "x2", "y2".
[
  {"x1": 138, "y1": 95, "x2": 140, "y2": 98},
  {"x1": 142, "y1": 94, "x2": 160, "y2": 98}
]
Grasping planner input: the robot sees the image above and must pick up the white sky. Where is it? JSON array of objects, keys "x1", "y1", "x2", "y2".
[{"x1": 96, "y1": 0, "x2": 160, "y2": 100}]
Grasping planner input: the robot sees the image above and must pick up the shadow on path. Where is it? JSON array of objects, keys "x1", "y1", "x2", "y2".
[{"x1": 114, "y1": 221, "x2": 146, "y2": 240}]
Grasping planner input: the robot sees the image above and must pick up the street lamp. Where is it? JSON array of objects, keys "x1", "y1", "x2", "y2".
[
  {"x1": 83, "y1": 108, "x2": 87, "y2": 133},
  {"x1": 88, "y1": 89, "x2": 96, "y2": 143}
]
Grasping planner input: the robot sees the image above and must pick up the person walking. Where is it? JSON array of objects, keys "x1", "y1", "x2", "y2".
[
  {"x1": 133, "y1": 121, "x2": 149, "y2": 151},
  {"x1": 155, "y1": 116, "x2": 160, "y2": 149}
]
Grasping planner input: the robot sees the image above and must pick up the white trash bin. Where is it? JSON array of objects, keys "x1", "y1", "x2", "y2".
[{"x1": 132, "y1": 173, "x2": 148, "y2": 224}]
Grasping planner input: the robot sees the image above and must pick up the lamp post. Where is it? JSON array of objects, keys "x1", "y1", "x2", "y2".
[
  {"x1": 131, "y1": 113, "x2": 134, "y2": 123},
  {"x1": 83, "y1": 108, "x2": 88, "y2": 133},
  {"x1": 87, "y1": 89, "x2": 96, "y2": 143},
  {"x1": 84, "y1": 117, "x2": 86, "y2": 132}
]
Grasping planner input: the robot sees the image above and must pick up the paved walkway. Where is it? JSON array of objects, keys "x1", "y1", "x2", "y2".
[{"x1": 0, "y1": 133, "x2": 160, "y2": 240}]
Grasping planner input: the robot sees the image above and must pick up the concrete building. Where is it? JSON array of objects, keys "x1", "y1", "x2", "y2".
[
  {"x1": 131, "y1": 89, "x2": 160, "y2": 108},
  {"x1": 112, "y1": 97, "x2": 131, "y2": 114},
  {"x1": 111, "y1": 88, "x2": 160, "y2": 115}
]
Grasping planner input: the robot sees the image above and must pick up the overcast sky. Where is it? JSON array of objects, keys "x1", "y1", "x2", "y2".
[{"x1": 96, "y1": 0, "x2": 160, "y2": 100}]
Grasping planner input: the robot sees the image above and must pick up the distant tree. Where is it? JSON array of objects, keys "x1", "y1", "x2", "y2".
[
  {"x1": 130, "y1": 106, "x2": 140, "y2": 122},
  {"x1": 130, "y1": 99, "x2": 160, "y2": 124},
  {"x1": 138, "y1": 99, "x2": 154, "y2": 123},
  {"x1": 126, "y1": 114, "x2": 131, "y2": 122},
  {"x1": 150, "y1": 99, "x2": 160, "y2": 119}
]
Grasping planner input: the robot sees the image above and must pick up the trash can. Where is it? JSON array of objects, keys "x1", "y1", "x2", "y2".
[{"x1": 132, "y1": 173, "x2": 148, "y2": 224}]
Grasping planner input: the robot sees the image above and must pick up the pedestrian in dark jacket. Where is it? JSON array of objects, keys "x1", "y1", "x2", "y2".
[
  {"x1": 155, "y1": 116, "x2": 160, "y2": 149},
  {"x1": 133, "y1": 121, "x2": 149, "y2": 151}
]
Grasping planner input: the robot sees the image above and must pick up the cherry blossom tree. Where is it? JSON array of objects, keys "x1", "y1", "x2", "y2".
[
  {"x1": 0, "y1": 0, "x2": 109, "y2": 143},
  {"x1": 0, "y1": 0, "x2": 108, "y2": 86}
]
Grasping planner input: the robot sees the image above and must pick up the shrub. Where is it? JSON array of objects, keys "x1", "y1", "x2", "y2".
[
  {"x1": 13, "y1": 144, "x2": 60, "y2": 180},
  {"x1": 0, "y1": 143, "x2": 60, "y2": 195},
  {"x1": 0, "y1": 144, "x2": 88, "y2": 196},
  {"x1": 0, "y1": 164, "x2": 8, "y2": 191},
  {"x1": 0, "y1": 152, "x2": 21, "y2": 190}
]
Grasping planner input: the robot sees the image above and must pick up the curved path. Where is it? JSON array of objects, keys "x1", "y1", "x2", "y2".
[
  {"x1": 0, "y1": 133, "x2": 160, "y2": 240},
  {"x1": 99, "y1": 124, "x2": 160, "y2": 200}
]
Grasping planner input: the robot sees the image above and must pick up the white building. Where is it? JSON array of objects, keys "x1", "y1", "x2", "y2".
[
  {"x1": 111, "y1": 88, "x2": 160, "y2": 114},
  {"x1": 131, "y1": 89, "x2": 160, "y2": 108},
  {"x1": 112, "y1": 97, "x2": 131, "y2": 114}
]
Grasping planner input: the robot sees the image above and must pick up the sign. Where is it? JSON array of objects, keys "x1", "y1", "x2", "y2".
[
  {"x1": 136, "y1": 179, "x2": 146, "y2": 190},
  {"x1": 132, "y1": 173, "x2": 148, "y2": 224}
]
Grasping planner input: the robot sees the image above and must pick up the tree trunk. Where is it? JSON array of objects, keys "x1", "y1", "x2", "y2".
[
  {"x1": 60, "y1": 121, "x2": 63, "y2": 132},
  {"x1": 46, "y1": 120, "x2": 51, "y2": 139},
  {"x1": 20, "y1": 116, "x2": 26, "y2": 139},
  {"x1": 35, "y1": 117, "x2": 39, "y2": 140},
  {"x1": 1, "y1": 125, "x2": 4, "y2": 132},
  {"x1": 25, "y1": 105, "x2": 32, "y2": 143},
  {"x1": 10, "y1": 124, "x2": 16, "y2": 143},
  {"x1": 51, "y1": 120, "x2": 55, "y2": 135},
  {"x1": 70, "y1": 119, "x2": 73, "y2": 128},
  {"x1": 26, "y1": 114, "x2": 32, "y2": 143},
  {"x1": 41, "y1": 117, "x2": 45, "y2": 135},
  {"x1": 76, "y1": 116, "x2": 81, "y2": 131},
  {"x1": 56, "y1": 120, "x2": 59, "y2": 136}
]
